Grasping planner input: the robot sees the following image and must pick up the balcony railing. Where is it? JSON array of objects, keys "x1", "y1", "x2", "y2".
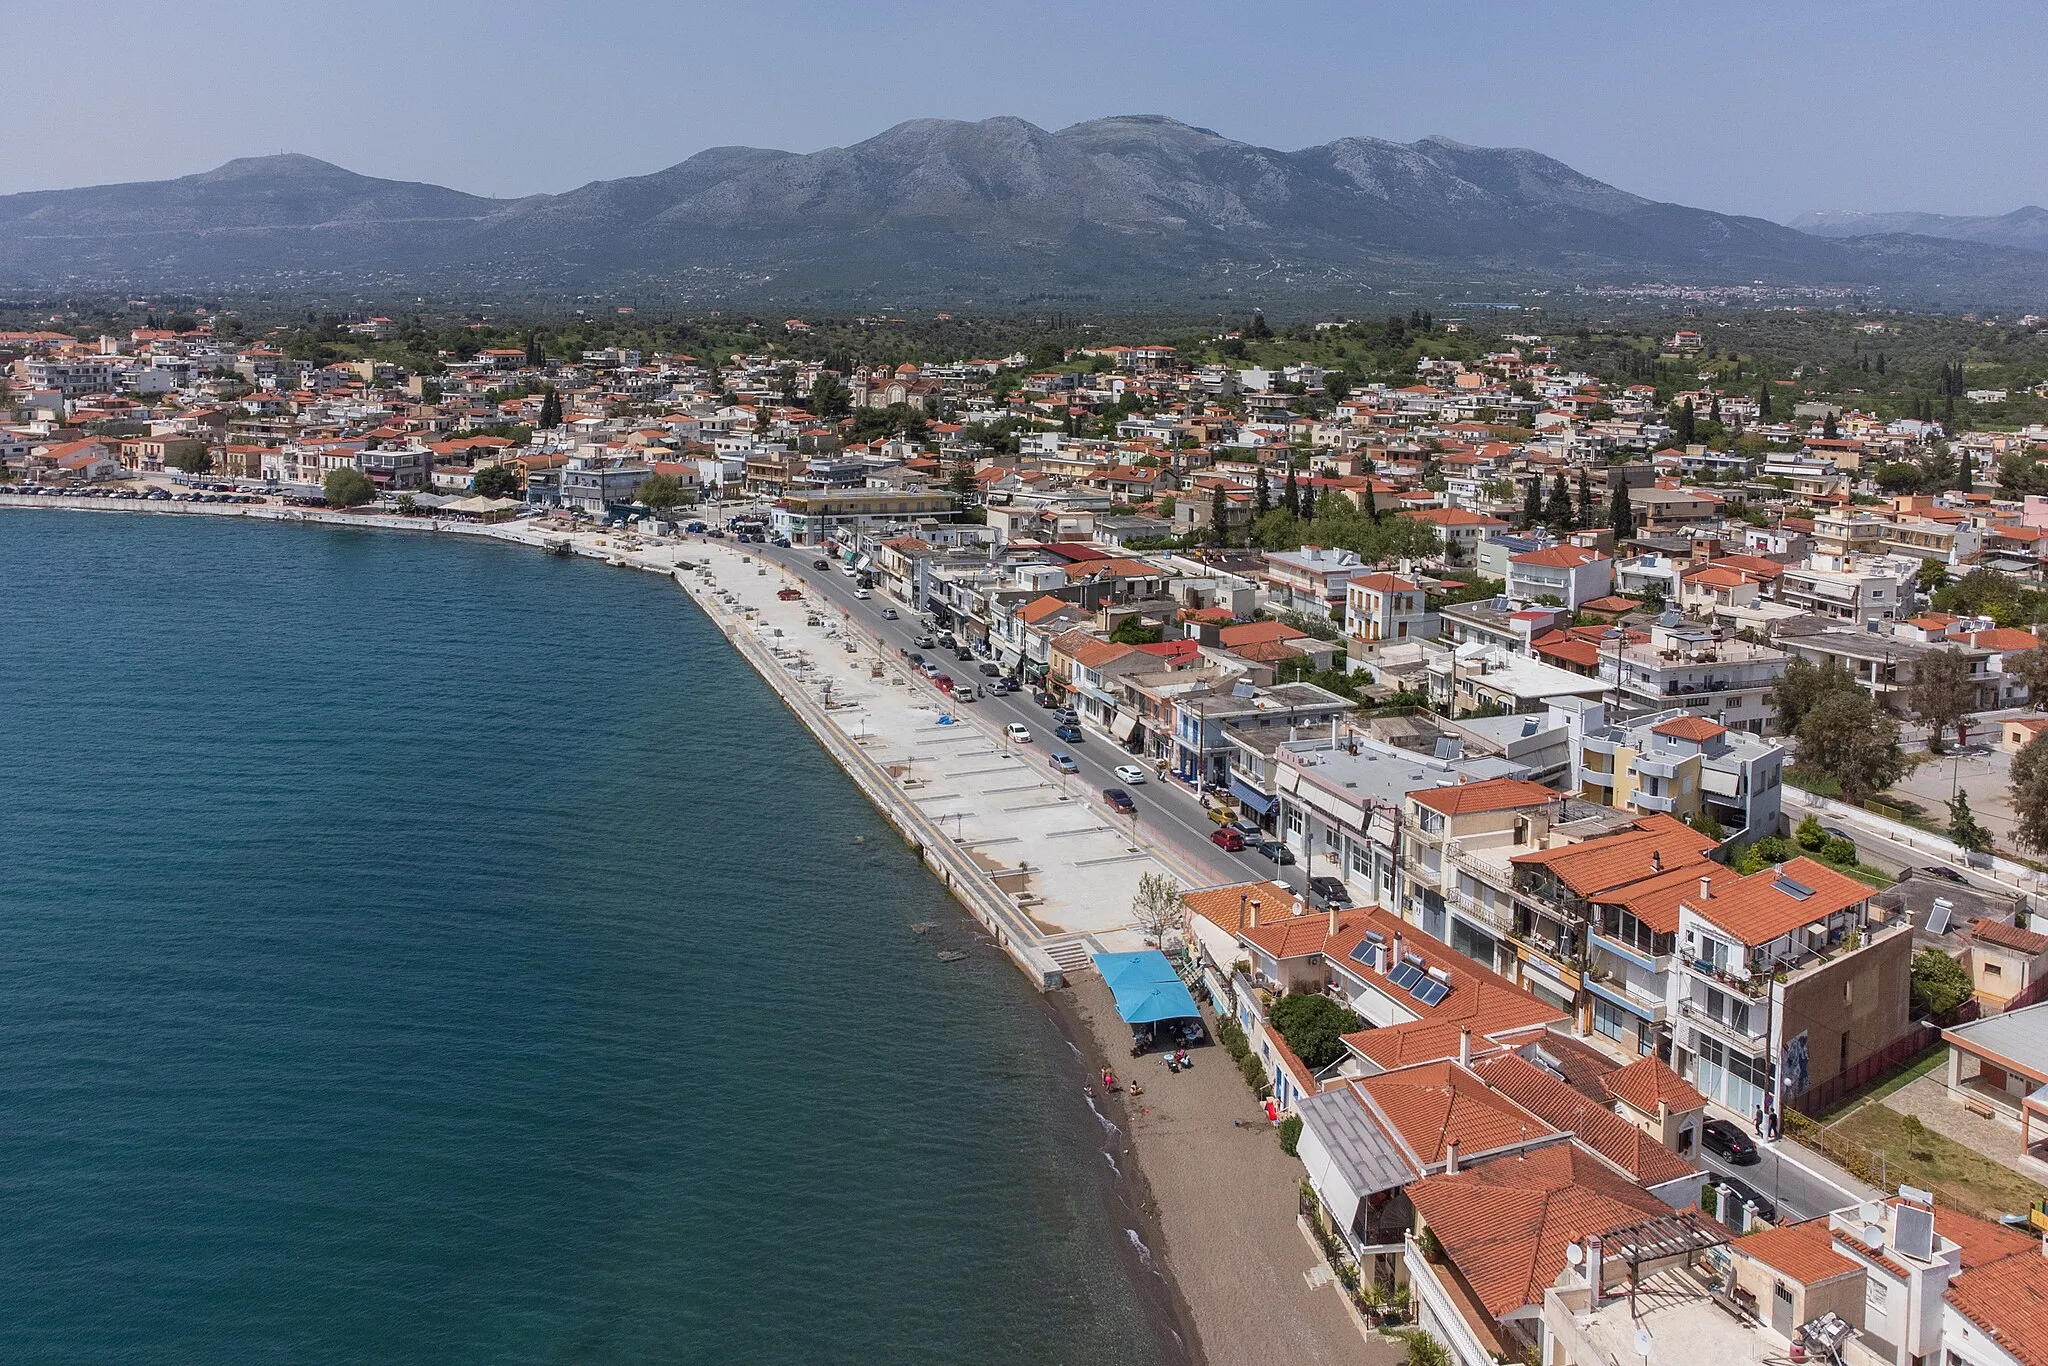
[{"x1": 1679, "y1": 996, "x2": 1768, "y2": 1042}]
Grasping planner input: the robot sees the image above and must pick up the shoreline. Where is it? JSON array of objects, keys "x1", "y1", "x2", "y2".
[{"x1": 6, "y1": 495, "x2": 1374, "y2": 1365}]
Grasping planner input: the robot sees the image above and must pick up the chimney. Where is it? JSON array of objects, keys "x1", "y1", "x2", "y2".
[
  {"x1": 1699, "y1": 874, "x2": 1712, "y2": 901},
  {"x1": 1651, "y1": 849, "x2": 1663, "y2": 873},
  {"x1": 1328, "y1": 903, "x2": 1339, "y2": 938},
  {"x1": 1586, "y1": 1233, "x2": 1604, "y2": 1310},
  {"x1": 1247, "y1": 897, "x2": 1261, "y2": 929},
  {"x1": 1391, "y1": 931, "x2": 1404, "y2": 975},
  {"x1": 1444, "y1": 1139, "x2": 1460, "y2": 1174},
  {"x1": 1458, "y1": 1027, "x2": 1472, "y2": 1067}
]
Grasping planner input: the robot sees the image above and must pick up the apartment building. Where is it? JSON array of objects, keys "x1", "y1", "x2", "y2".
[
  {"x1": 1596, "y1": 620, "x2": 1787, "y2": 734},
  {"x1": 1507, "y1": 545, "x2": 1613, "y2": 610},
  {"x1": 1582, "y1": 709, "x2": 1786, "y2": 836},
  {"x1": 1775, "y1": 630, "x2": 1994, "y2": 715},
  {"x1": 1672, "y1": 857, "x2": 1911, "y2": 1118},
  {"x1": 1344, "y1": 572, "x2": 1432, "y2": 644},
  {"x1": 1262, "y1": 545, "x2": 1369, "y2": 616},
  {"x1": 1778, "y1": 558, "x2": 1910, "y2": 625}
]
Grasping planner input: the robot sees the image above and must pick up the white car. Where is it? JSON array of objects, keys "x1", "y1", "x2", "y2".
[
  {"x1": 1113, "y1": 764, "x2": 1149, "y2": 785},
  {"x1": 1006, "y1": 723, "x2": 1033, "y2": 744},
  {"x1": 853, "y1": 588, "x2": 871, "y2": 599}
]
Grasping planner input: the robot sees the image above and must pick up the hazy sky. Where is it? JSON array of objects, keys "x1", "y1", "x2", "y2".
[{"x1": 2, "y1": 0, "x2": 2041, "y2": 222}]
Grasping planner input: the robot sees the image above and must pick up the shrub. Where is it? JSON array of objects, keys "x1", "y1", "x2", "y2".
[
  {"x1": 1796, "y1": 814, "x2": 1828, "y2": 850},
  {"x1": 1239, "y1": 1051, "x2": 1272, "y2": 1097},
  {"x1": 1268, "y1": 992, "x2": 1364, "y2": 1070},
  {"x1": 1217, "y1": 1018, "x2": 1250, "y2": 1061},
  {"x1": 322, "y1": 466, "x2": 375, "y2": 508},
  {"x1": 1822, "y1": 835, "x2": 1858, "y2": 866},
  {"x1": 1400, "y1": 1329, "x2": 1450, "y2": 1366},
  {"x1": 1911, "y1": 947, "x2": 1973, "y2": 1021},
  {"x1": 1279, "y1": 1114, "x2": 1304, "y2": 1156}
]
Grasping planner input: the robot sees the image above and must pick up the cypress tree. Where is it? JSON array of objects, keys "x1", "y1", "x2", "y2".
[
  {"x1": 1522, "y1": 478, "x2": 1543, "y2": 531},
  {"x1": 1609, "y1": 477, "x2": 1635, "y2": 542},
  {"x1": 1545, "y1": 473, "x2": 1573, "y2": 531},
  {"x1": 1577, "y1": 469, "x2": 1596, "y2": 528},
  {"x1": 1823, "y1": 410, "x2": 1839, "y2": 440},
  {"x1": 1759, "y1": 382, "x2": 1772, "y2": 418},
  {"x1": 1254, "y1": 463, "x2": 1271, "y2": 516},
  {"x1": 1283, "y1": 465, "x2": 1300, "y2": 519},
  {"x1": 1362, "y1": 480, "x2": 1378, "y2": 524},
  {"x1": 1299, "y1": 482, "x2": 1317, "y2": 523},
  {"x1": 538, "y1": 386, "x2": 562, "y2": 430},
  {"x1": 1209, "y1": 483, "x2": 1229, "y2": 546}
]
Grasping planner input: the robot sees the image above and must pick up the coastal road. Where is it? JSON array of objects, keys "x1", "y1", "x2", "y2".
[{"x1": 757, "y1": 547, "x2": 1290, "y2": 895}]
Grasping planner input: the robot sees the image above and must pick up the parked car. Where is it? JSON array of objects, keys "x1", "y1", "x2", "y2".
[
  {"x1": 978, "y1": 663, "x2": 1001, "y2": 677},
  {"x1": 1308, "y1": 876, "x2": 1350, "y2": 908},
  {"x1": 1254, "y1": 838, "x2": 1295, "y2": 865},
  {"x1": 955, "y1": 648, "x2": 976, "y2": 662},
  {"x1": 953, "y1": 685, "x2": 978, "y2": 702},
  {"x1": 1103, "y1": 788, "x2": 1136, "y2": 814},
  {"x1": 1049, "y1": 753, "x2": 1079, "y2": 774},
  {"x1": 1033, "y1": 690, "x2": 1058, "y2": 708},
  {"x1": 1005, "y1": 723, "x2": 1033, "y2": 744},
  {"x1": 1113, "y1": 764, "x2": 1149, "y2": 785},
  {"x1": 1210, "y1": 827, "x2": 1248, "y2": 852},
  {"x1": 1701, "y1": 1119, "x2": 1760, "y2": 1166},
  {"x1": 1225, "y1": 819, "x2": 1261, "y2": 842},
  {"x1": 1054, "y1": 723, "x2": 1083, "y2": 743},
  {"x1": 1914, "y1": 865, "x2": 1971, "y2": 885},
  {"x1": 933, "y1": 673, "x2": 954, "y2": 691},
  {"x1": 1712, "y1": 1175, "x2": 1777, "y2": 1225}
]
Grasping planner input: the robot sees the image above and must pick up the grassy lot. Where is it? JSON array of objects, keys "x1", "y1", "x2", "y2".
[
  {"x1": 1826, "y1": 1102, "x2": 2048, "y2": 1219},
  {"x1": 1820, "y1": 1047, "x2": 1948, "y2": 1119}
]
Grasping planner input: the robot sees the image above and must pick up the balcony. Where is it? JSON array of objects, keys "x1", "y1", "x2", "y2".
[
  {"x1": 1631, "y1": 790, "x2": 1680, "y2": 813},
  {"x1": 1581, "y1": 768, "x2": 1615, "y2": 788},
  {"x1": 1679, "y1": 996, "x2": 1768, "y2": 1045},
  {"x1": 1582, "y1": 733, "x2": 1619, "y2": 757},
  {"x1": 1633, "y1": 753, "x2": 1683, "y2": 779}
]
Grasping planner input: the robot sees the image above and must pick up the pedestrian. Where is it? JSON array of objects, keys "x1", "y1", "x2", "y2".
[{"x1": 1754, "y1": 1105, "x2": 1765, "y2": 1133}]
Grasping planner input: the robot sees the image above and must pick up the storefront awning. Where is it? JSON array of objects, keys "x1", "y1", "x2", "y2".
[
  {"x1": 1111, "y1": 711, "x2": 1140, "y2": 742},
  {"x1": 1230, "y1": 776, "x2": 1276, "y2": 815}
]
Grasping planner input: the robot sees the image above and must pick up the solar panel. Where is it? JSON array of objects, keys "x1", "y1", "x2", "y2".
[
  {"x1": 1348, "y1": 940, "x2": 1379, "y2": 968},
  {"x1": 1927, "y1": 899, "x2": 1954, "y2": 936},
  {"x1": 1389, "y1": 963, "x2": 1425, "y2": 992},
  {"x1": 1413, "y1": 979, "x2": 1450, "y2": 1007},
  {"x1": 1894, "y1": 1204, "x2": 1935, "y2": 1260},
  {"x1": 1774, "y1": 875, "x2": 1816, "y2": 900}
]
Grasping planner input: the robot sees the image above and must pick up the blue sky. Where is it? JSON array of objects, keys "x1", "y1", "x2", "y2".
[{"x1": 2, "y1": 0, "x2": 2041, "y2": 221}]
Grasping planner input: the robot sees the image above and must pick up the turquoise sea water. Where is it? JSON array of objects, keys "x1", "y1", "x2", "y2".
[{"x1": 0, "y1": 512, "x2": 1173, "y2": 1364}]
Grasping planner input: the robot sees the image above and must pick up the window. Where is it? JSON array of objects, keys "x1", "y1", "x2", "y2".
[
  {"x1": 1593, "y1": 995, "x2": 1628, "y2": 1041},
  {"x1": 1986, "y1": 962, "x2": 2003, "y2": 978}
]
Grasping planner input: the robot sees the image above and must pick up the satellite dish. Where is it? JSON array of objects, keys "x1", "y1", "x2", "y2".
[
  {"x1": 1634, "y1": 1326, "x2": 1655, "y2": 1359},
  {"x1": 1565, "y1": 1242, "x2": 1584, "y2": 1267},
  {"x1": 1862, "y1": 1224, "x2": 1885, "y2": 1250},
  {"x1": 1857, "y1": 1201, "x2": 1884, "y2": 1224}
]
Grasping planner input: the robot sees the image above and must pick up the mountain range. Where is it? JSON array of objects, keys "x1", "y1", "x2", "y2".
[
  {"x1": 1790, "y1": 206, "x2": 2048, "y2": 255},
  {"x1": 4, "y1": 115, "x2": 2047, "y2": 306}
]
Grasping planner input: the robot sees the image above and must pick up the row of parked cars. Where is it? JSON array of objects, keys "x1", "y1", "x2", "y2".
[{"x1": 2, "y1": 484, "x2": 264, "y2": 504}]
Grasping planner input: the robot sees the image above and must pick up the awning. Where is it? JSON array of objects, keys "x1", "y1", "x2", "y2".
[
  {"x1": 1111, "y1": 710, "x2": 1140, "y2": 742},
  {"x1": 1093, "y1": 950, "x2": 1202, "y2": 1025},
  {"x1": 1230, "y1": 776, "x2": 1277, "y2": 815}
]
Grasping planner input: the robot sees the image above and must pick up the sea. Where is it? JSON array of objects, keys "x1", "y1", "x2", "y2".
[{"x1": 0, "y1": 511, "x2": 1177, "y2": 1365}]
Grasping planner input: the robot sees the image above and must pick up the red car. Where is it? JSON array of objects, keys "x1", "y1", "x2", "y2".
[
  {"x1": 1210, "y1": 827, "x2": 1247, "y2": 852},
  {"x1": 933, "y1": 674, "x2": 954, "y2": 692}
]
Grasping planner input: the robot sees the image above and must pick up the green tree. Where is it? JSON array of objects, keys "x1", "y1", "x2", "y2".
[
  {"x1": 1796, "y1": 690, "x2": 1906, "y2": 803},
  {"x1": 1545, "y1": 473, "x2": 1573, "y2": 531},
  {"x1": 1795, "y1": 814, "x2": 1828, "y2": 851},
  {"x1": 948, "y1": 453, "x2": 977, "y2": 499},
  {"x1": 1299, "y1": 481, "x2": 1317, "y2": 522},
  {"x1": 1671, "y1": 397, "x2": 1697, "y2": 445},
  {"x1": 637, "y1": 473, "x2": 691, "y2": 512},
  {"x1": 472, "y1": 463, "x2": 520, "y2": 499},
  {"x1": 166, "y1": 446, "x2": 214, "y2": 475},
  {"x1": 1758, "y1": 381, "x2": 1773, "y2": 418},
  {"x1": 1283, "y1": 465, "x2": 1301, "y2": 519},
  {"x1": 1254, "y1": 463, "x2": 1271, "y2": 516},
  {"x1": 1209, "y1": 482, "x2": 1229, "y2": 547},
  {"x1": 1109, "y1": 616, "x2": 1163, "y2": 645},
  {"x1": 2007, "y1": 645, "x2": 2048, "y2": 707},
  {"x1": 1874, "y1": 462, "x2": 1924, "y2": 493},
  {"x1": 807, "y1": 370, "x2": 852, "y2": 418},
  {"x1": 1909, "y1": 948, "x2": 1973, "y2": 1022},
  {"x1": 2014, "y1": 732, "x2": 2048, "y2": 853},
  {"x1": 1908, "y1": 648, "x2": 1980, "y2": 753},
  {"x1": 1521, "y1": 477, "x2": 1543, "y2": 531},
  {"x1": 537, "y1": 387, "x2": 563, "y2": 430},
  {"x1": 1577, "y1": 469, "x2": 1596, "y2": 528},
  {"x1": 1400, "y1": 1330, "x2": 1451, "y2": 1366},
  {"x1": 1948, "y1": 790, "x2": 1993, "y2": 854},
  {"x1": 1323, "y1": 371, "x2": 1352, "y2": 403},
  {"x1": 322, "y1": 466, "x2": 375, "y2": 507},
  {"x1": 1775, "y1": 656, "x2": 1864, "y2": 735},
  {"x1": 1916, "y1": 559, "x2": 1950, "y2": 596},
  {"x1": 1822, "y1": 410, "x2": 1839, "y2": 440},
  {"x1": 1608, "y1": 477, "x2": 1635, "y2": 541},
  {"x1": 1267, "y1": 992, "x2": 1362, "y2": 1070}
]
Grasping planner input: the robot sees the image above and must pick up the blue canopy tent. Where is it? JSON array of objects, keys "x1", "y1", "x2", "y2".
[{"x1": 1092, "y1": 950, "x2": 1202, "y2": 1026}]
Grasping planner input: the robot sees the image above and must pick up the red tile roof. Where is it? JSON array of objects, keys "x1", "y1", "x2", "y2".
[
  {"x1": 1352, "y1": 1060, "x2": 1560, "y2": 1167},
  {"x1": 1601, "y1": 1055, "x2": 1707, "y2": 1117},
  {"x1": 1970, "y1": 917, "x2": 2048, "y2": 955},
  {"x1": 1649, "y1": 714, "x2": 1727, "y2": 743},
  {"x1": 1690, "y1": 857, "x2": 1871, "y2": 947},
  {"x1": 1732, "y1": 1221, "x2": 1861, "y2": 1285},
  {"x1": 1512, "y1": 816, "x2": 1720, "y2": 899},
  {"x1": 1404, "y1": 1145, "x2": 1670, "y2": 1318},
  {"x1": 1945, "y1": 1243, "x2": 2048, "y2": 1366},
  {"x1": 1411, "y1": 777, "x2": 1561, "y2": 817},
  {"x1": 1219, "y1": 620, "x2": 1307, "y2": 648},
  {"x1": 1470, "y1": 1053, "x2": 1697, "y2": 1187}
]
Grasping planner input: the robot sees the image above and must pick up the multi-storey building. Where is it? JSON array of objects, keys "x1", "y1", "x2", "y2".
[
  {"x1": 1596, "y1": 619, "x2": 1786, "y2": 734},
  {"x1": 1581, "y1": 710, "x2": 1786, "y2": 836}
]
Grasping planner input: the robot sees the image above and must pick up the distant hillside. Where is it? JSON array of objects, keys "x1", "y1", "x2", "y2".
[
  {"x1": 1791, "y1": 206, "x2": 2048, "y2": 255},
  {"x1": 5, "y1": 117, "x2": 2048, "y2": 306}
]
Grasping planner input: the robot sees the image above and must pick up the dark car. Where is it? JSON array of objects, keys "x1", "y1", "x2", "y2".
[
  {"x1": 1309, "y1": 875, "x2": 1351, "y2": 908},
  {"x1": 956, "y1": 648, "x2": 976, "y2": 662},
  {"x1": 1103, "y1": 788, "x2": 1136, "y2": 814},
  {"x1": 1701, "y1": 1119, "x2": 1760, "y2": 1166},
  {"x1": 1054, "y1": 723, "x2": 1083, "y2": 743},
  {"x1": 1034, "y1": 690, "x2": 1058, "y2": 708},
  {"x1": 1255, "y1": 838, "x2": 1296, "y2": 865},
  {"x1": 812, "y1": 559, "x2": 830, "y2": 570},
  {"x1": 1210, "y1": 827, "x2": 1247, "y2": 852},
  {"x1": 1712, "y1": 1175, "x2": 1777, "y2": 1225},
  {"x1": 978, "y1": 663, "x2": 1001, "y2": 677},
  {"x1": 1914, "y1": 865, "x2": 1971, "y2": 885}
]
